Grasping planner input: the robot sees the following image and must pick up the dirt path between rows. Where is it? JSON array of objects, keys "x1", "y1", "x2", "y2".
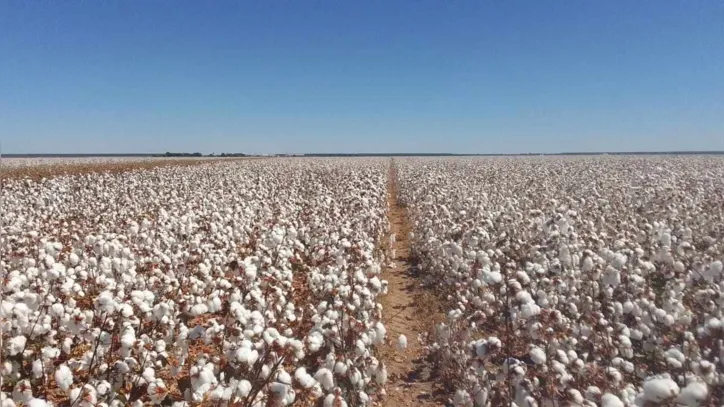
[{"x1": 379, "y1": 161, "x2": 445, "y2": 406}]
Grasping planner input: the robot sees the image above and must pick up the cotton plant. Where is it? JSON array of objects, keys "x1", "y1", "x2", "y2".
[
  {"x1": 0, "y1": 158, "x2": 392, "y2": 406},
  {"x1": 396, "y1": 156, "x2": 724, "y2": 406}
]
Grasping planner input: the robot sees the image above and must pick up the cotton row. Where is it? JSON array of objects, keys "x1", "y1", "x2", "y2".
[
  {"x1": 396, "y1": 156, "x2": 724, "y2": 407},
  {"x1": 1, "y1": 158, "x2": 390, "y2": 406}
]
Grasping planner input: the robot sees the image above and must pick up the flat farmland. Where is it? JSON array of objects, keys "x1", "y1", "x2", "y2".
[{"x1": 1, "y1": 156, "x2": 723, "y2": 406}]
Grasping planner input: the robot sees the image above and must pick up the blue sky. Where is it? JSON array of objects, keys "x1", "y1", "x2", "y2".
[{"x1": 1, "y1": 1, "x2": 722, "y2": 154}]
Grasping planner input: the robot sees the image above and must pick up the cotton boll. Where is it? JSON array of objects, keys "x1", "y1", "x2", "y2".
[
  {"x1": 397, "y1": 334, "x2": 408, "y2": 351},
  {"x1": 295, "y1": 368, "x2": 317, "y2": 389},
  {"x1": 147, "y1": 380, "x2": 168, "y2": 404},
  {"x1": 453, "y1": 389, "x2": 473, "y2": 407},
  {"x1": 374, "y1": 364, "x2": 388, "y2": 385},
  {"x1": 373, "y1": 322, "x2": 387, "y2": 344},
  {"x1": 323, "y1": 390, "x2": 348, "y2": 407},
  {"x1": 31, "y1": 359, "x2": 44, "y2": 379},
  {"x1": 642, "y1": 375, "x2": 680, "y2": 402},
  {"x1": 7, "y1": 335, "x2": 27, "y2": 356},
  {"x1": 307, "y1": 331, "x2": 324, "y2": 352},
  {"x1": 27, "y1": 399, "x2": 51, "y2": 407},
  {"x1": 677, "y1": 382, "x2": 708, "y2": 406},
  {"x1": 55, "y1": 364, "x2": 73, "y2": 391},
  {"x1": 334, "y1": 361, "x2": 348, "y2": 375},
  {"x1": 315, "y1": 368, "x2": 335, "y2": 391},
  {"x1": 12, "y1": 380, "x2": 33, "y2": 404},
  {"x1": 600, "y1": 393, "x2": 624, "y2": 407},
  {"x1": 529, "y1": 346, "x2": 546, "y2": 364},
  {"x1": 237, "y1": 380, "x2": 252, "y2": 397}
]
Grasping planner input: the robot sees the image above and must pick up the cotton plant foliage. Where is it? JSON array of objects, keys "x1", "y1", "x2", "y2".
[
  {"x1": 0, "y1": 159, "x2": 391, "y2": 406},
  {"x1": 396, "y1": 156, "x2": 724, "y2": 407}
]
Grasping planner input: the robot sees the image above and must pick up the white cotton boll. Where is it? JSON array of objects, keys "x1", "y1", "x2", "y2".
[
  {"x1": 121, "y1": 326, "x2": 136, "y2": 348},
  {"x1": 42, "y1": 346, "x2": 60, "y2": 360},
  {"x1": 295, "y1": 368, "x2": 317, "y2": 389},
  {"x1": 677, "y1": 382, "x2": 708, "y2": 406},
  {"x1": 516, "y1": 290, "x2": 533, "y2": 304},
  {"x1": 44, "y1": 255, "x2": 55, "y2": 268},
  {"x1": 269, "y1": 382, "x2": 289, "y2": 403},
  {"x1": 55, "y1": 364, "x2": 73, "y2": 391},
  {"x1": 520, "y1": 303, "x2": 540, "y2": 319},
  {"x1": 27, "y1": 399, "x2": 51, "y2": 407},
  {"x1": 237, "y1": 380, "x2": 252, "y2": 397},
  {"x1": 529, "y1": 347, "x2": 546, "y2": 364},
  {"x1": 315, "y1": 368, "x2": 335, "y2": 391},
  {"x1": 190, "y1": 304, "x2": 208, "y2": 316},
  {"x1": 95, "y1": 291, "x2": 116, "y2": 313},
  {"x1": 142, "y1": 367, "x2": 156, "y2": 383},
  {"x1": 308, "y1": 331, "x2": 324, "y2": 352},
  {"x1": 397, "y1": 334, "x2": 407, "y2": 351},
  {"x1": 611, "y1": 253, "x2": 627, "y2": 269},
  {"x1": 706, "y1": 318, "x2": 722, "y2": 331},
  {"x1": 235, "y1": 347, "x2": 259, "y2": 365},
  {"x1": 358, "y1": 391, "x2": 370, "y2": 405},
  {"x1": 120, "y1": 304, "x2": 134, "y2": 318},
  {"x1": 642, "y1": 376, "x2": 680, "y2": 402},
  {"x1": 323, "y1": 392, "x2": 348, "y2": 407},
  {"x1": 50, "y1": 303, "x2": 65, "y2": 317},
  {"x1": 69, "y1": 252, "x2": 80, "y2": 266},
  {"x1": 483, "y1": 271, "x2": 503, "y2": 285},
  {"x1": 453, "y1": 389, "x2": 473, "y2": 407},
  {"x1": 600, "y1": 393, "x2": 624, "y2": 407},
  {"x1": 582, "y1": 256, "x2": 594, "y2": 272},
  {"x1": 7, "y1": 335, "x2": 27, "y2": 356},
  {"x1": 348, "y1": 368, "x2": 362, "y2": 387},
  {"x1": 373, "y1": 322, "x2": 387, "y2": 344},
  {"x1": 374, "y1": 364, "x2": 387, "y2": 385},
  {"x1": 32, "y1": 359, "x2": 43, "y2": 378},
  {"x1": 148, "y1": 379, "x2": 168, "y2": 404},
  {"x1": 334, "y1": 361, "x2": 348, "y2": 375},
  {"x1": 245, "y1": 264, "x2": 257, "y2": 280},
  {"x1": 12, "y1": 380, "x2": 33, "y2": 404}
]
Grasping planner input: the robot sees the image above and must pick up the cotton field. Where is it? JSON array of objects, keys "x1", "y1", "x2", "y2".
[
  {"x1": 0, "y1": 159, "x2": 391, "y2": 406},
  {"x1": 2, "y1": 155, "x2": 724, "y2": 407},
  {"x1": 397, "y1": 156, "x2": 724, "y2": 407}
]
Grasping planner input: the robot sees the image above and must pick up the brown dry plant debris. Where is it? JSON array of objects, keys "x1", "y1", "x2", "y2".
[
  {"x1": 0, "y1": 158, "x2": 263, "y2": 181},
  {"x1": 378, "y1": 161, "x2": 446, "y2": 407}
]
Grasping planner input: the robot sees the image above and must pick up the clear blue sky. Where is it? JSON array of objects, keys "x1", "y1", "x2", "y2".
[{"x1": 1, "y1": 1, "x2": 722, "y2": 154}]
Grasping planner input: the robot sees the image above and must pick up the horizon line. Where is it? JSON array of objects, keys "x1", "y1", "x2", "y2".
[{"x1": 2, "y1": 150, "x2": 724, "y2": 158}]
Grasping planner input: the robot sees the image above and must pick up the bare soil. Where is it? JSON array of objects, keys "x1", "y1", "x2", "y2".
[{"x1": 379, "y1": 161, "x2": 446, "y2": 406}]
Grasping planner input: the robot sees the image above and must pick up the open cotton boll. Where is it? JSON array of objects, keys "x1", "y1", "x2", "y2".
[
  {"x1": 314, "y1": 368, "x2": 335, "y2": 391},
  {"x1": 642, "y1": 375, "x2": 680, "y2": 402},
  {"x1": 453, "y1": 389, "x2": 473, "y2": 407},
  {"x1": 31, "y1": 360, "x2": 43, "y2": 379},
  {"x1": 397, "y1": 334, "x2": 408, "y2": 351},
  {"x1": 529, "y1": 346, "x2": 546, "y2": 364},
  {"x1": 374, "y1": 364, "x2": 388, "y2": 385},
  {"x1": 600, "y1": 393, "x2": 624, "y2": 407},
  {"x1": 12, "y1": 380, "x2": 33, "y2": 404},
  {"x1": 323, "y1": 392, "x2": 348, "y2": 407},
  {"x1": 147, "y1": 379, "x2": 168, "y2": 404},
  {"x1": 307, "y1": 331, "x2": 324, "y2": 352},
  {"x1": 237, "y1": 380, "x2": 252, "y2": 397},
  {"x1": 7, "y1": 335, "x2": 27, "y2": 356},
  {"x1": 295, "y1": 368, "x2": 317, "y2": 389},
  {"x1": 54, "y1": 364, "x2": 73, "y2": 391},
  {"x1": 26, "y1": 399, "x2": 51, "y2": 407},
  {"x1": 677, "y1": 381, "x2": 708, "y2": 406}
]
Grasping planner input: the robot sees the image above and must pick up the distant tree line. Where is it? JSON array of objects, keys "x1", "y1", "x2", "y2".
[
  {"x1": 152, "y1": 152, "x2": 204, "y2": 157},
  {"x1": 210, "y1": 153, "x2": 248, "y2": 157}
]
